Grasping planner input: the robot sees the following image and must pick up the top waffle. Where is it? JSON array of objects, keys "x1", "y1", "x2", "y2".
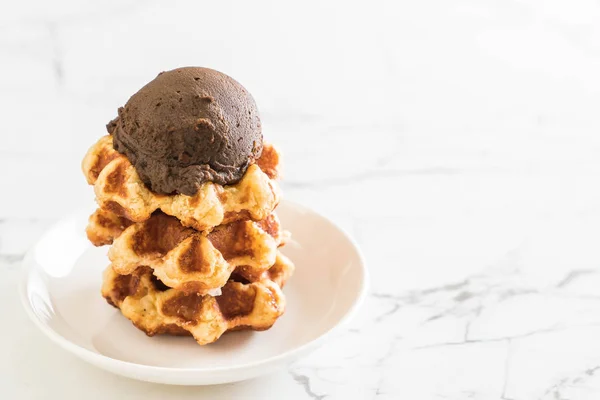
[{"x1": 82, "y1": 135, "x2": 281, "y2": 232}]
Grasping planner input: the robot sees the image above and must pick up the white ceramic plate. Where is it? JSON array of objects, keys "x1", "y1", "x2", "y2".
[{"x1": 20, "y1": 200, "x2": 367, "y2": 385}]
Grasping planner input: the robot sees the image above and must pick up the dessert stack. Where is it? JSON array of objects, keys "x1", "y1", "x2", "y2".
[{"x1": 81, "y1": 67, "x2": 294, "y2": 345}]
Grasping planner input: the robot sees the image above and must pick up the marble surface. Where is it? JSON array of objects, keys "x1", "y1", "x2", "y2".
[{"x1": 4, "y1": 0, "x2": 600, "y2": 398}]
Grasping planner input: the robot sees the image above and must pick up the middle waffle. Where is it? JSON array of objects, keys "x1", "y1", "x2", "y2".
[{"x1": 87, "y1": 209, "x2": 286, "y2": 294}]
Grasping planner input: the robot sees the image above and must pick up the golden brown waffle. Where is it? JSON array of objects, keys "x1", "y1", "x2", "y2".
[
  {"x1": 82, "y1": 135, "x2": 281, "y2": 231},
  {"x1": 102, "y1": 212, "x2": 285, "y2": 293},
  {"x1": 101, "y1": 252, "x2": 294, "y2": 345},
  {"x1": 86, "y1": 208, "x2": 133, "y2": 246}
]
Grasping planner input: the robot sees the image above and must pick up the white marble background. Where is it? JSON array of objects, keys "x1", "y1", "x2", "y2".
[{"x1": 3, "y1": 0, "x2": 600, "y2": 398}]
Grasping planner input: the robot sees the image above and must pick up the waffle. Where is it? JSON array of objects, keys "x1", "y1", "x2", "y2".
[
  {"x1": 100, "y1": 211, "x2": 284, "y2": 293},
  {"x1": 101, "y1": 252, "x2": 294, "y2": 345},
  {"x1": 82, "y1": 135, "x2": 281, "y2": 231},
  {"x1": 86, "y1": 208, "x2": 133, "y2": 246}
]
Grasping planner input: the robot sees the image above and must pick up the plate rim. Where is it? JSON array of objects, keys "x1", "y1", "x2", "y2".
[{"x1": 19, "y1": 199, "x2": 369, "y2": 376}]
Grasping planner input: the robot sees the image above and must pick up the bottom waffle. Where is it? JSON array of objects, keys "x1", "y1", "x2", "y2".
[{"x1": 102, "y1": 252, "x2": 294, "y2": 345}]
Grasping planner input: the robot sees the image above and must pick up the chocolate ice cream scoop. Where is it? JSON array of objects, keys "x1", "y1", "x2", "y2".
[{"x1": 108, "y1": 67, "x2": 263, "y2": 196}]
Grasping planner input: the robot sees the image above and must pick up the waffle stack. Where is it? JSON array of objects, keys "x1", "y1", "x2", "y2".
[{"x1": 82, "y1": 135, "x2": 294, "y2": 345}]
